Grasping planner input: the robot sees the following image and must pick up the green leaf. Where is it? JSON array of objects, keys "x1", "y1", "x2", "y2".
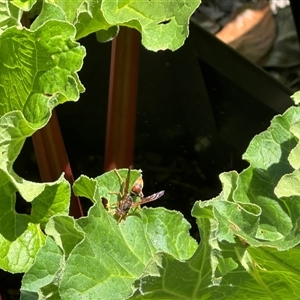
[
  {"x1": 120, "y1": 104, "x2": 300, "y2": 299},
  {"x1": 38, "y1": 0, "x2": 201, "y2": 50},
  {"x1": 75, "y1": 0, "x2": 117, "y2": 41},
  {"x1": 0, "y1": 1, "x2": 21, "y2": 33},
  {"x1": 60, "y1": 206, "x2": 196, "y2": 299},
  {"x1": 30, "y1": 1, "x2": 67, "y2": 30},
  {"x1": 21, "y1": 216, "x2": 85, "y2": 299},
  {"x1": 45, "y1": 215, "x2": 85, "y2": 258},
  {"x1": 0, "y1": 165, "x2": 70, "y2": 273},
  {"x1": 101, "y1": 0, "x2": 201, "y2": 51},
  {"x1": 48, "y1": 0, "x2": 83, "y2": 23},
  {"x1": 0, "y1": 110, "x2": 71, "y2": 274},
  {"x1": 171, "y1": 105, "x2": 300, "y2": 298},
  {"x1": 20, "y1": 236, "x2": 63, "y2": 299},
  {"x1": 287, "y1": 120, "x2": 300, "y2": 169},
  {"x1": 0, "y1": 21, "x2": 85, "y2": 119},
  {"x1": 0, "y1": 18, "x2": 85, "y2": 273},
  {"x1": 275, "y1": 170, "x2": 300, "y2": 198},
  {"x1": 291, "y1": 91, "x2": 300, "y2": 105},
  {"x1": 131, "y1": 213, "x2": 300, "y2": 299},
  {"x1": 21, "y1": 169, "x2": 197, "y2": 299},
  {"x1": 231, "y1": 106, "x2": 300, "y2": 249},
  {"x1": 95, "y1": 25, "x2": 119, "y2": 43},
  {"x1": 11, "y1": 0, "x2": 36, "y2": 11}
]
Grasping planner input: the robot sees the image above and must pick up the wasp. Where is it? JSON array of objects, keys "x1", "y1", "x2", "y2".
[{"x1": 112, "y1": 167, "x2": 164, "y2": 222}]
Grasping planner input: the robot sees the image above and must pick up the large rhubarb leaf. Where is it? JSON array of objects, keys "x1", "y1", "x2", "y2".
[
  {"x1": 0, "y1": 20, "x2": 85, "y2": 272},
  {"x1": 100, "y1": 0, "x2": 201, "y2": 50},
  {"x1": 21, "y1": 169, "x2": 197, "y2": 299},
  {"x1": 29, "y1": 0, "x2": 201, "y2": 51}
]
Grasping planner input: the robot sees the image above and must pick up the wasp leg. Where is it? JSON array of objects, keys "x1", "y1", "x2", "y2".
[
  {"x1": 113, "y1": 169, "x2": 123, "y2": 183},
  {"x1": 109, "y1": 191, "x2": 123, "y2": 197},
  {"x1": 117, "y1": 214, "x2": 124, "y2": 223}
]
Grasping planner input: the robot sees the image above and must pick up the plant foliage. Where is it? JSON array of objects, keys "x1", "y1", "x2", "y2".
[{"x1": 1, "y1": 0, "x2": 300, "y2": 299}]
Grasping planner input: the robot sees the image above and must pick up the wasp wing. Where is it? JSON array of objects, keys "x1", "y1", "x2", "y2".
[{"x1": 131, "y1": 190, "x2": 165, "y2": 208}]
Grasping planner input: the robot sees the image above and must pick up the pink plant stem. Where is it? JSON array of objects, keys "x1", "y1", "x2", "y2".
[
  {"x1": 104, "y1": 27, "x2": 141, "y2": 171},
  {"x1": 32, "y1": 110, "x2": 83, "y2": 218}
]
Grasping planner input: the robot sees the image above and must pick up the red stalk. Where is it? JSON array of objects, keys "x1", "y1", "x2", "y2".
[
  {"x1": 104, "y1": 27, "x2": 141, "y2": 171},
  {"x1": 32, "y1": 110, "x2": 83, "y2": 218}
]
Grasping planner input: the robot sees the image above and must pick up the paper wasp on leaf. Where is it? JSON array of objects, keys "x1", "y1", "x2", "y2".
[{"x1": 110, "y1": 167, "x2": 164, "y2": 223}]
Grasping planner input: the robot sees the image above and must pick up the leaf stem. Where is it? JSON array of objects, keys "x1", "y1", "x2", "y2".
[{"x1": 104, "y1": 27, "x2": 140, "y2": 171}]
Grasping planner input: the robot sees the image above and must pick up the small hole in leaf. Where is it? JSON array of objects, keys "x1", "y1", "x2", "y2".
[
  {"x1": 158, "y1": 19, "x2": 171, "y2": 25},
  {"x1": 102, "y1": 197, "x2": 108, "y2": 209},
  {"x1": 15, "y1": 192, "x2": 32, "y2": 215}
]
